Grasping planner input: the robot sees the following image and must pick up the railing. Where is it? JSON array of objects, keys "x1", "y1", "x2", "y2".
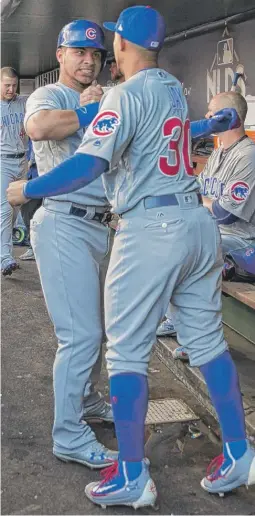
[{"x1": 35, "y1": 68, "x2": 60, "y2": 88}]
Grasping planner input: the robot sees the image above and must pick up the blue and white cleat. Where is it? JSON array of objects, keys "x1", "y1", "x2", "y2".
[
  {"x1": 1, "y1": 258, "x2": 19, "y2": 277},
  {"x1": 54, "y1": 441, "x2": 118, "y2": 469},
  {"x1": 201, "y1": 442, "x2": 255, "y2": 496},
  {"x1": 85, "y1": 460, "x2": 157, "y2": 509},
  {"x1": 156, "y1": 318, "x2": 176, "y2": 337}
]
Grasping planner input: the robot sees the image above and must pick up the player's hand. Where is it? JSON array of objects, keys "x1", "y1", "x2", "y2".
[
  {"x1": 80, "y1": 83, "x2": 104, "y2": 106},
  {"x1": 209, "y1": 108, "x2": 241, "y2": 133},
  {"x1": 7, "y1": 180, "x2": 29, "y2": 206}
]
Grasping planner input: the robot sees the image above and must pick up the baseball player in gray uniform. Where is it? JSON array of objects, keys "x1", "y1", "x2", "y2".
[
  {"x1": 159, "y1": 91, "x2": 255, "y2": 358},
  {"x1": 22, "y1": 20, "x2": 118, "y2": 469},
  {"x1": 201, "y1": 91, "x2": 255, "y2": 255},
  {"x1": 7, "y1": 6, "x2": 255, "y2": 509},
  {"x1": 1, "y1": 67, "x2": 28, "y2": 276}
]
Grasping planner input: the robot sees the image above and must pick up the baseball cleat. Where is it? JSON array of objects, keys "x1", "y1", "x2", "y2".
[
  {"x1": 1, "y1": 259, "x2": 19, "y2": 276},
  {"x1": 53, "y1": 441, "x2": 118, "y2": 469},
  {"x1": 19, "y1": 247, "x2": 35, "y2": 261},
  {"x1": 85, "y1": 459, "x2": 157, "y2": 509},
  {"x1": 201, "y1": 441, "x2": 255, "y2": 496},
  {"x1": 84, "y1": 397, "x2": 113, "y2": 423},
  {"x1": 156, "y1": 318, "x2": 176, "y2": 337},
  {"x1": 172, "y1": 346, "x2": 189, "y2": 361}
]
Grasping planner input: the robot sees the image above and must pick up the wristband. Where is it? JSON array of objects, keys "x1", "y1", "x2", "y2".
[{"x1": 75, "y1": 103, "x2": 99, "y2": 128}]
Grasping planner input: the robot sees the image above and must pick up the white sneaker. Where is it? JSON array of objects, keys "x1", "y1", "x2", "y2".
[{"x1": 19, "y1": 247, "x2": 35, "y2": 261}]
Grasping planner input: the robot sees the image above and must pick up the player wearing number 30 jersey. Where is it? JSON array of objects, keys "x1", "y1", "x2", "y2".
[
  {"x1": 79, "y1": 68, "x2": 196, "y2": 213},
  {"x1": 7, "y1": 5, "x2": 255, "y2": 509}
]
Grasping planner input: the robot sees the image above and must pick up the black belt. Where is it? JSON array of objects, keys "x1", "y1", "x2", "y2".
[
  {"x1": 144, "y1": 192, "x2": 202, "y2": 209},
  {"x1": 1, "y1": 152, "x2": 25, "y2": 159},
  {"x1": 70, "y1": 205, "x2": 113, "y2": 224}
]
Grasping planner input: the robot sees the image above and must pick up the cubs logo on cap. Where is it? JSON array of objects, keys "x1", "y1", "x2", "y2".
[
  {"x1": 92, "y1": 110, "x2": 121, "y2": 137},
  {"x1": 86, "y1": 27, "x2": 97, "y2": 40},
  {"x1": 230, "y1": 181, "x2": 250, "y2": 203}
]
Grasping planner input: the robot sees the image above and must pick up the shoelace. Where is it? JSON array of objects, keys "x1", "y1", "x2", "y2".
[
  {"x1": 206, "y1": 453, "x2": 224, "y2": 481},
  {"x1": 99, "y1": 461, "x2": 119, "y2": 485}
]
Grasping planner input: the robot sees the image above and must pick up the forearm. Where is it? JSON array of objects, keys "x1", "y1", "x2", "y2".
[
  {"x1": 26, "y1": 110, "x2": 79, "y2": 140},
  {"x1": 23, "y1": 153, "x2": 108, "y2": 199},
  {"x1": 191, "y1": 120, "x2": 213, "y2": 139},
  {"x1": 26, "y1": 103, "x2": 100, "y2": 141}
]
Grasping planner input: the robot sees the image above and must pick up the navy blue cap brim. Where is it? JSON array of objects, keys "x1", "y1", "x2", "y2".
[{"x1": 103, "y1": 22, "x2": 117, "y2": 32}]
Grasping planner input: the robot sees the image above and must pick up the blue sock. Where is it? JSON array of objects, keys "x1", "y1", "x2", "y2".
[
  {"x1": 200, "y1": 350, "x2": 247, "y2": 459},
  {"x1": 119, "y1": 460, "x2": 143, "y2": 481},
  {"x1": 110, "y1": 373, "x2": 148, "y2": 462}
]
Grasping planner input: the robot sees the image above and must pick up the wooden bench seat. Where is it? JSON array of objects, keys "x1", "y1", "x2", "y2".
[{"x1": 222, "y1": 281, "x2": 255, "y2": 310}]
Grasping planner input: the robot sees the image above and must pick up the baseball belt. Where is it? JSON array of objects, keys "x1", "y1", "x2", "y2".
[
  {"x1": 69, "y1": 205, "x2": 113, "y2": 224},
  {"x1": 1, "y1": 152, "x2": 25, "y2": 159},
  {"x1": 144, "y1": 192, "x2": 202, "y2": 209}
]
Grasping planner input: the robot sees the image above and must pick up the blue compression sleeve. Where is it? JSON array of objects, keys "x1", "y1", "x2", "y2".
[
  {"x1": 212, "y1": 201, "x2": 238, "y2": 225},
  {"x1": 110, "y1": 373, "x2": 148, "y2": 461},
  {"x1": 75, "y1": 102, "x2": 99, "y2": 128},
  {"x1": 24, "y1": 153, "x2": 108, "y2": 199},
  {"x1": 200, "y1": 351, "x2": 246, "y2": 445},
  {"x1": 191, "y1": 120, "x2": 212, "y2": 139}
]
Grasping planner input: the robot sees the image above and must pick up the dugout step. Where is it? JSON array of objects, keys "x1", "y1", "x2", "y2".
[{"x1": 155, "y1": 326, "x2": 255, "y2": 438}]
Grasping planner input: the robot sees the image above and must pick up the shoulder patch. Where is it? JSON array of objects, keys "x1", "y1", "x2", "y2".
[
  {"x1": 229, "y1": 181, "x2": 250, "y2": 203},
  {"x1": 92, "y1": 110, "x2": 121, "y2": 137}
]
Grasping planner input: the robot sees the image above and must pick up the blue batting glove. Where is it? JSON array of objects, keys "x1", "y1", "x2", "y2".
[{"x1": 209, "y1": 108, "x2": 241, "y2": 132}]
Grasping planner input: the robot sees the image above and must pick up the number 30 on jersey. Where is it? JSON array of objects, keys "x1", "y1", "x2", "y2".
[{"x1": 159, "y1": 117, "x2": 193, "y2": 176}]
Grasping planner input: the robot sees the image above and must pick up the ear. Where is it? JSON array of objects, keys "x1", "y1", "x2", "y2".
[
  {"x1": 120, "y1": 36, "x2": 125, "y2": 52},
  {"x1": 56, "y1": 47, "x2": 64, "y2": 64}
]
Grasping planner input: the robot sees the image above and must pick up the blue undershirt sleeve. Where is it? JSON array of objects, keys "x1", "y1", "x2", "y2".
[
  {"x1": 23, "y1": 153, "x2": 108, "y2": 199},
  {"x1": 212, "y1": 200, "x2": 239, "y2": 225}
]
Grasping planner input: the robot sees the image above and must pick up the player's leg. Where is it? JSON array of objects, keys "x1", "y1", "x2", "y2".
[
  {"x1": 85, "y1": 203, "x2": 190, "y2": 508},
  {"x1": 83, "y1": 229, "x2": 115, "y2": 423},
  {"x1": 30, "y1": 206, "x2": 117, "y2": 468},
  {"x1": 220, "y1": 233, "x2": 253, "y2": 257},
  {"x1": 172, "y1": 231, "x2": 255, "y2": 361},
  {"x1": 171, "y1": 209, "x2": 254, "y2": 495},
  {"x1": 1, "y1": 159, "x2": 19, "y2": 274}
]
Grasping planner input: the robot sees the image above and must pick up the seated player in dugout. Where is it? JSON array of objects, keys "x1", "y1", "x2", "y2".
[
  {"x1": 202, "y1": 91, "x2": 255, "y2": 257},
  {"x1": 157, "y1": 91, "x2": 255, "y2": 349}
]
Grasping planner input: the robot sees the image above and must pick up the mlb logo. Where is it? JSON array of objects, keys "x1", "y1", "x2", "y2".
[{"x1": 217, "y1": 38, "x2": 233, "y2": 66}]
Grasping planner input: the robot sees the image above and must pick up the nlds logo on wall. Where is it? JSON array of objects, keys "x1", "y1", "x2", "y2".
[
  {"x1": 207, "y1": 27, "x2": 247, "y2": 101},
  {"x1": 92, "y1": 111, "x2": 120, "y2": 137}
]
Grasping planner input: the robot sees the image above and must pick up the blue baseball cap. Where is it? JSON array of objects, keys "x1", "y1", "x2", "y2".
[{"x1": 103, "y1": 6, "x2": 166, "y2": 51}]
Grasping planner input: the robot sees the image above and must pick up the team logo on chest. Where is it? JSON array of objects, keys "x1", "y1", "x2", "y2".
[
  {"x1": 92, "y1": 110, "x2": 121, "y2": 137},
  {"x1": 85, "y1": 28, "x2": 96, "y2": 40},
  {"x1": 230, "y1": 181, "x2": 250, "y2": 203}
]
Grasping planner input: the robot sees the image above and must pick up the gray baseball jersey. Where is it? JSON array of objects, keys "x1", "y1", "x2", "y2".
[
  {"x1": 199, "y1": 136, "x2": 255, "y2": 240},
  {"x1": 24, "y1": 82, "x2": 109, "y2": 207},
  {"x1": 0, "y1": 95, "x2": 28, "y2": 154},
  {"x1": 77, "y1": 68, "x2": 199, "y2": 213}
]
